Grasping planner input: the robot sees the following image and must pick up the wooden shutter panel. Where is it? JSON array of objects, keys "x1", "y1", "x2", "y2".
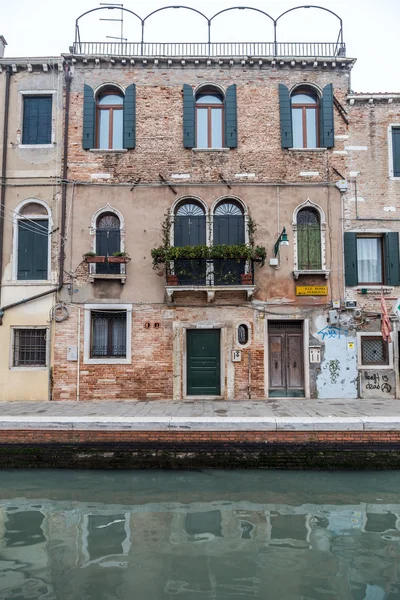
[
  {"x1": 82, "y1": 84, "x2": 95, "y2": 149},
  {"x1": 224, "y1": 84, "x2": 238, "y2": 148},
  {"x1": 279, "y1": 84, "x2": 293, "y2": 149},
  {"x1": 392, "y1": 128, "x2": 400, "y2": 177},
  {"x1": 320, "y1": 84, "x2": 334, "y2": 148},
  {"x1": 18, "y1": 220, "x2": 48, "y2": 280},
  {"x1": 183, "y1": 84, "x2": 195, "y2": 148},
  {"x1": 344, "y1": 232, "x2": 358, "y2": 286},
  {"x1": 123, "y1": 83, "x2": 136, "y2": 149},
  {"x1": 22, "y1": 97, "x2": 52, "y2": 144},
  {"x1": 384, "y1": 232, "x2": 400, "y2": 286}
]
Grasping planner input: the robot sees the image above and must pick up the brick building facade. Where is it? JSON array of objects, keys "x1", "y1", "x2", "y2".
[{"x1": 1, "y1": 5, "x2": 399, "y2": 401}]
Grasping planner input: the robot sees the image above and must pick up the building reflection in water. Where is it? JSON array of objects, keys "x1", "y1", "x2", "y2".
[{"x1": 0, "y1": 499, "x2": 400, "y2": 598}]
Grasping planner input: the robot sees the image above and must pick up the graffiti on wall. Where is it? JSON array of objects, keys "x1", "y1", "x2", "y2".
[
  {"x1": 317, "y1": 326, "x2": 349, "y2": 341},
  {"x1": 360, "y1": 370, "x2": 396, "y2": 399}
]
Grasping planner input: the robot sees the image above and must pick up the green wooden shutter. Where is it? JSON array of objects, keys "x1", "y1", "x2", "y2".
[
  {"x1": 183, "y1": 84, "x2": 195, "y2": 148},
  {"x1": 384, "y1": 232, "x2": 400, "y2": 286},
  {"x1": 123, "y1": 83, "x2": 136, "y2": 149},
  {"x1": 22, "y1": 96, "x2": 52, "y2": 145},
  {"x1": 344, "y1": 232, "x2": 358, "y2": 286},
  {"x1": 224, "y1": 84, "x2": 238, "y2": 148},
  {"x1": 82, "y1": 84, "x2": 95, "y2": 149},
  {"x1": 18, "y1": 220, "x2": 48, "y2": 280},
  {"x1": 298, "y1": 225, "x2": 321, "y2": 270},
  {"x1": 320, "y1": 84, "x2": 334, "y2": 148},
  {"x1": 392, "y1": 128, "x2": 400, "y2": 177},
  {"x1": 279, "y1": 84, "x2": 293, "y2": 148}
]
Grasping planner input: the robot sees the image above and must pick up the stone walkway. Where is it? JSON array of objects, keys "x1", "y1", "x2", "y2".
[{"x1": 0, "y1": 398, "x2": 399, "y2": 431}]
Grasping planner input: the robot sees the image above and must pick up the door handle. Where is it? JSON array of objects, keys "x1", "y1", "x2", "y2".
[
  {"x1": 275, "y1": 361, "x2": 278, "y2": 369},
  {"x1": 293, "y1": 361, "x2": 297, "y2": 368}
]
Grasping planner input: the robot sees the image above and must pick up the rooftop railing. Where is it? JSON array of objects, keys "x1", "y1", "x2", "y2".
[{"x1": 70, "y1": 41, "x2": 346, "y2": 58}]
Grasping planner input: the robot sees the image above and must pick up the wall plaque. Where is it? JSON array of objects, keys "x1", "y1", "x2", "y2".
[{"x1": 296, "y1": 286, "x2": 328, "y2": 296}]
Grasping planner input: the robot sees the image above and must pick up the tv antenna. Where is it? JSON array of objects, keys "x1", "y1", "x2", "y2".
[{"x1": 99, "y1": 3, "x2": 127, "y2": 43}]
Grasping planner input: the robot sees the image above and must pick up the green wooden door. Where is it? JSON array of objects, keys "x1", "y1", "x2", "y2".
[{"x1": 187, "y1": 329, "x2": 221, "y2": 396}]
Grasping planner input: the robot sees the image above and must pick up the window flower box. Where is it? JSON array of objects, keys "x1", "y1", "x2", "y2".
[
  {"x1": 84, "y1": 254, "x2": 106, "y2": 264},
  {"x1": 108, "y1": 256, "x2": 130, "y2": 264}
]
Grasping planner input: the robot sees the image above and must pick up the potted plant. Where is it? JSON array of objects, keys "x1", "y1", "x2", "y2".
[
  {"x1": 83, "y1": 252, "x2": 105, "y2": 263},
  {"x1": 166, "y1": 274, "x2": 179, "y2": 286},
  {"x1": 241, "y1": 273, "x2": 253, "y2": 285},
  {"x1": 108, "y1": 251, "x2": 131, "y2": 264}
]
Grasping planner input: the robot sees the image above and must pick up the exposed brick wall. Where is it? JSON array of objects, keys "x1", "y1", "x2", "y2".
[
  {"x1": 66, "y1": 62, "x2": 351, "y2": 184},
  {"x1": 1, "y1": 429, "x2": 400, "y2": 469},
  {"x1": 52, "y1": 303, "x2": 265, "y2": 401}
]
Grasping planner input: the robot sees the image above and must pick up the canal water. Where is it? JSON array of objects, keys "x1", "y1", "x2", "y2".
[{"x1": 1, "y1": 470, "x2": 400, "y2": 599}]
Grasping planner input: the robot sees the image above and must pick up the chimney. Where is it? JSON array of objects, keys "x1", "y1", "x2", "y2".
[{"x1": 0, "y1": 36, "x2": 7, "y2": 58}]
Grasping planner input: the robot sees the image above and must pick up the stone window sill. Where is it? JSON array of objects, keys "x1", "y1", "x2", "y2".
[
  {"x1": 89, "y1": 149, "x2": 128, "y2": 153},
  {"x1": 192, "y1": 148, "x2": 230, "y2": 153},
  {"x1": 6, "y1": 280, "x2": 53, "y2": 286},
  {"x1": 18, "y1": 144, "x2": 55, "y2": 149},
  {"x1": 288, "y1": 148, "x2": 327, "y2": 152},
  {"x1": 293, "y1": 270, "x2": 330, "y2": 280},
  {"x1": 89, "y1": 273, "x2": 126, "y2": 284}
]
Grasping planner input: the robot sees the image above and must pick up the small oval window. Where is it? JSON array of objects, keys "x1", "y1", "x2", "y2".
[{"x1": 238, "y1": 324, "x2": 249, "y2": 346}]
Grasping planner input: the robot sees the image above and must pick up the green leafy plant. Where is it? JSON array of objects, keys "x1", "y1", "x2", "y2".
[
  {"x1": 151, "y1": 244, "x2": 266, "y2": 269},
  {"x1": 83, "y1": 251, "x2": 96, "y2": 257},
  {"x1": 112, "y1": 251, "x2": 128, "y2": 257}
]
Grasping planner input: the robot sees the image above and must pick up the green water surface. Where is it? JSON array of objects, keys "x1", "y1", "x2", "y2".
[{"x1": 0, "y1": 469, "x2": 400, "y2": 599}]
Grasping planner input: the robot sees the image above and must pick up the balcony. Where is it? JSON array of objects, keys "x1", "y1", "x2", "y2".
[
  {"x1": 165, "y1": 259, "x2": 256, "y2": 302},
  {"x1": 85, "y1": 255, "x2": 129, "y2": 284},
  {"x1": 70, "y1": 41, "x2": 346, "y2": 59}
]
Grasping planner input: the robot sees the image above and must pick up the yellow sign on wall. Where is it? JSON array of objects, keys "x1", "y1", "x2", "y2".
[{"x1": 296, "y1": 286, "x2": 328, "y2": 296}]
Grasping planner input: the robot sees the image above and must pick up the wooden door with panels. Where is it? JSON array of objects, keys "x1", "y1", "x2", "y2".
[{"x1": 268, "y1": 321, "x2": 304, "y2": 397}]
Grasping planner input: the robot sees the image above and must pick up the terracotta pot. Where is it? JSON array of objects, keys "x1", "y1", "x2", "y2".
[
  {"x1": 108, "y1": 256, "x2": 128, "y2": 263},
  {"x1": 241, "y1": 273, "x2": 253, "y2": 285},
  {"x1": 167, "y1": 274, "x2": 179, "y2": 286},
  {"x1": 85, "y1": 255, "x2": 105, "y2": 263}
]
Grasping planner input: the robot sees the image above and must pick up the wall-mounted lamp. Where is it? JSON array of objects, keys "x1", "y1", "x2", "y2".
[{"x1": 273, "y1": 227, "x2": 289, "y2": 257}]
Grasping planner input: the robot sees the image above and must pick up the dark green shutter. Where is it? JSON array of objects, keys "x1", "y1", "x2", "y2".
[
  {"x1": 392, "y1": 128, "x2": 400, "y2": 177},
  {"x1": 279, "y1": 84, "x2": 293, "y2": 148},
  {"x1": 214, "y1": 216, "x2": 244, "y2": 245},
  {"x1": 344, "y1": 232, "x2": 358, "y2": 286},
  {"x1": 22, "y1": 96, "x2": 52, "y2": 145},
  {"x1": 224, "y1": 84, "x2": 238, "y2": 148},
  {"x1": 174, "y1": 216, "x2": 206, "y2": 247},
  {"x1": 183, "y1": 84, "x2": 195, "y2": 148},
  {"x1": 123, "y1": 83, "x2": 136, "y2": 149},
  {"x1": 18, "y1": 220, "x2": 48, "y2": 280},
  {"x1": 82, "y1": 84, "x2": 95, "y2": 149},
  {"x1": 297, "y1": 225, "x2": 321, "y2": 270},
  {"x1": 384, "y1": 232, "x2": 400, "y2": 286},
  {"x1": 320, "y1": 84, "x2": 334, "y2": 148}
]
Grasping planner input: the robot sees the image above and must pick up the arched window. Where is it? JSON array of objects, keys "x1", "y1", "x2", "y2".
[
  {"x1": 291, "y1": 88, "x2": 319, "y2": 149},
  {"x1": 16, "y1": 201, "x2": 50, "y2": 280},
  {"x1": 174, "y1": 201, "x2": 206, "y2": 247},
  {"x1": 213, "y1": 200, "x2": 245, "y2": 245},
  {"x1": 213, "y1": 200, "x2": 245, "y2": 285},
  {"x1": 196, "y1": 87, "x2": 224, "y2": 149},
  {"x1": 96, "y1": 212, "x2": 121, "y2": 274},
  {"x1": 96, "y1": 87, "x2": 124, "y2": 150},
  {"x1": 297, "y1": 208, "x2": 322, "y2": 270}
]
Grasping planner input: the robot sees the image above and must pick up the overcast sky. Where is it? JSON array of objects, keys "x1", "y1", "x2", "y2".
[{"x1": 2, "y1": 0, "x2": 399, "y2": 92}]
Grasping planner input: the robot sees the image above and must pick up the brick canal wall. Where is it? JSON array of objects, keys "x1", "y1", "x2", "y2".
[{"x1": 1, "y1": 430, "x2": 400, "y2": 469}]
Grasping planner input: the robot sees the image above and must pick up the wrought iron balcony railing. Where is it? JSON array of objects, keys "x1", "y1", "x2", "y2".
[
  {"x1": 71, "y1": 41, "x2": 346, "y2": 58},
  {"x1": 166, "y1": 259, "x2": 255, "y2": 287}
]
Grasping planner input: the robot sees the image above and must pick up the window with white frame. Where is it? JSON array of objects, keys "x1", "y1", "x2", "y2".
[
  {"x1": 22, "y1": 95, "x2": 52, "y2": 145},
  {"x1": 84, "y1": 304, "x2": 132, "y2": 365},
  {"x1": 12, "y1": 327, "x2": 48, "y2": 368},
  {"x1": 14, "y1": 201, "x2": 50, "y2": 281},
  {"x1": 358, "y1": 333, "x2": 392, "y2": 368},
  {"x1": 389, "y1": 125, "x2": 400, "y2": 178}
]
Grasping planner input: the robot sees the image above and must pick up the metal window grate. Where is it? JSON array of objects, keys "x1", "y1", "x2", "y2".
[
  {"x1": 13, "y1": 329, "x2": 47, "y2": 367},
  {"x1": 268, "y1": 320, "x2": 303, "y2": 331},
  {"x1": 361, "y1": 336, "x2": 389, "y2": 366},
  {"x1": 91, "y1": 310, "x2": 127, "y2": 358}
]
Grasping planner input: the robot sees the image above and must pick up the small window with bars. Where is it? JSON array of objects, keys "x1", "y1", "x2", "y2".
[
  {"x1": 361, "y1": 336, "x2": 389, "y2": 366},
  {"x1": 90, "y1": 310, "x2": 127, "y2": 358},
  {"x1": 13, "y1": 328, "x2": 47, "y2": 367}
]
